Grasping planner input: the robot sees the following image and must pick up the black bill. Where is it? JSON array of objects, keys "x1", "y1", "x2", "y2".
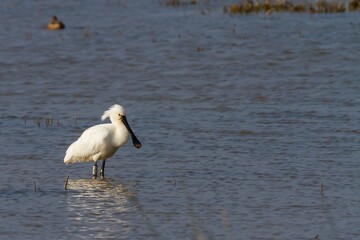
[{"x1": 121, "y1": 116, "x2": 142, "y2": 149}]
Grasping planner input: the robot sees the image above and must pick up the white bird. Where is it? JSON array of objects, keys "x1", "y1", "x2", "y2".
[{"x1": 64, "y1": 104, "x2": 141, "y2": 178}]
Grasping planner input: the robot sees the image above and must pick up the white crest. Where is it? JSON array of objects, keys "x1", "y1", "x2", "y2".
[{"x1": 101, "y1": 104, "x2": 126, "y2": 121}]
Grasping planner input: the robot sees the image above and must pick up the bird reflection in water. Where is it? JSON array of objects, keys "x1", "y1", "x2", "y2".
[{"x1": 64, "y1": 178, "x2": 135, "y2": 238}]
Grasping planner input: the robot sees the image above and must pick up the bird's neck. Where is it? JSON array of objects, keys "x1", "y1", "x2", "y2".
[{"x1": 113, "y1": 123, "x2": 129, "y2": 147}]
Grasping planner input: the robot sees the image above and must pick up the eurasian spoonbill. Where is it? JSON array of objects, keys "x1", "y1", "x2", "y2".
[{"x1": 64, "y1": 104, "x2": 141, "y2": 178}]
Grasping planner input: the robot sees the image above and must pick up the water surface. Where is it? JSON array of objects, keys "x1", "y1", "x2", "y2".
[{"x1": 0, "y1": 1, "x2": 359, "y2": 239}]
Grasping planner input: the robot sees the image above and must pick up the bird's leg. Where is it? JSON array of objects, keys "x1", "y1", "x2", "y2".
[
  {"x1": 92, "y1": 162, "x2": 98, "y2": 179},
  {"x1": 100, "y1": 159, "x2": 106, "y2": 179}
]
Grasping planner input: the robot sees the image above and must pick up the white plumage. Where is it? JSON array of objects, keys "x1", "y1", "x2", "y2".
[{"x1": 64, "y1": 104, "x2": 141, "y2": 177}]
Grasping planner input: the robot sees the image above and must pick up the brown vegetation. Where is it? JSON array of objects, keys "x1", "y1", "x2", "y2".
[
  {"x1": 225, "y1": 0, "x2": 358, "y2": 14},
  {"x1": 349, "y1": 0, "x2": 360, "y2": 10},
  {"x1": 166, "y1": 0, "x2": 197, "y2": 6}
]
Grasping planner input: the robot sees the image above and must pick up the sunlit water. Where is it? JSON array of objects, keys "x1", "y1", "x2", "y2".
[{"x1": 1, "y1": 1, "x2": 360, "y2": 239}]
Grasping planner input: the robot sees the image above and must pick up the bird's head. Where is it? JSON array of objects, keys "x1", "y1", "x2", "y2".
[
  {"x1": 101, "y1": 104, "x2": 126, "y2": 123},
  {"x1": 101, "y1": 104, "x2": 142, "y2": 149}
]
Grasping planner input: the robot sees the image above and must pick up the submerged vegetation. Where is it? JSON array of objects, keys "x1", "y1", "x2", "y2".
[
  {"x1": 165, "y1": 0, "x2": 197, "y2": 5},
  {"x1": 21, "y1": 113, "x2": 77, "y2": 128},
  {"x1": 225, "y1": 0, "x2": 360, "y2": 14}
]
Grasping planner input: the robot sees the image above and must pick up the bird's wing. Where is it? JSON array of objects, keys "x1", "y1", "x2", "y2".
[{"x1": 64, "y1": 124, "x2": 112, "y2": 164}]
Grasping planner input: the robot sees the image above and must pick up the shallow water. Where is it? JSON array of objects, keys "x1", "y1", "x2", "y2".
[{"x1": 1, "y1": 1, "x2": 360, "y2": 239}]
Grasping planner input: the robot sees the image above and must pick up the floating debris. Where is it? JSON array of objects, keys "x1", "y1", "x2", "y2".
[
  {"x1": 25, "y1": 32, "x2": 32, "y2": 40},
  {"x1": 83, "y1": 27, "x2": 91, "y2": 37}
]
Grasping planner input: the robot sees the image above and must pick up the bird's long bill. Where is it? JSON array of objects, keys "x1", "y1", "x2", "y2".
[{"x1": 121, "y1": 116, "x2": 142, "y2": 149}]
